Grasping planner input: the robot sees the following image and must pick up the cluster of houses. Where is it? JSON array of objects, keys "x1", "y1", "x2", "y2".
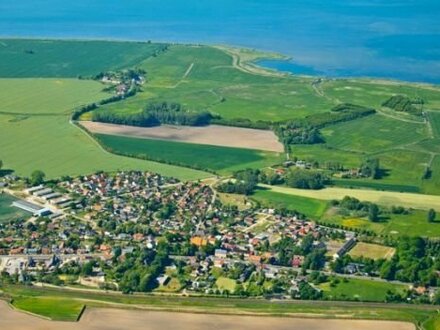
[{"x1": 0, "y1": 171, "x2": 389, "y2": 297}]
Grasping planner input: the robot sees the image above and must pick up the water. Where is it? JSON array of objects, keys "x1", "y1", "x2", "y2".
[{"x1": 0, "y1": 0, "x2": 439, "y2": 83}]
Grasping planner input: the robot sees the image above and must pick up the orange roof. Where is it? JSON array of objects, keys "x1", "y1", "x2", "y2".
[{"x1": 190, "y1": 236, "x2": 208, "y2": 247}]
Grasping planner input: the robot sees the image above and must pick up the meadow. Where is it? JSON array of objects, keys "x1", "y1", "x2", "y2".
[
  {"x1": 319, "y1": 278, "x2": 408, "y2": 302},
  {"x1": 0, "y1": 39, "x2": 165, "y2": 78},
  {"x1": 95, "y1": 133, "x2": 283, "y2": 174},
  {"x1": 0, "y1": 79, "x2": 209, "y2": 180}
]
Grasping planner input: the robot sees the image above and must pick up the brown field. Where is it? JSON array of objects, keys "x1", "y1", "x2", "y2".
[
  {"x1": 81, "y1": 121, "x2": 285, "y2": 152},
  {"x1": 0, "y1": 301, "x2": 415, "y2": 330},
  {"x1": 348, "y1": 242, "x2": 396, "y2": 260}
]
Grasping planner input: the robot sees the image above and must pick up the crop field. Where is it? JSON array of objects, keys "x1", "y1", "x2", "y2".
[
  {"x1": 251, "y1": 189, "x2": 328, "y2": 218},
  {"x1": 319, "y1": 278, "x2": 408, "y2": 302},
  {"x1": 2, "y1": 285, "x2": 436, "y2": 329},
  {"x1": 95, "y1": 133, "x2": 283, "y2": 174},
  {"x1": 0, "y1": 39, "x2": 165, "y2": 78},
  {"x1": 0, "y1": 78, "x2": 109, "y2": 114},
  {"x1": 0, "y1": 79, "x2": 209, "y2": 180},
  {"x1": 82, "y1": 121, "x2": 284, "y2": 152},
  {"x1": 0, "y1": 194, "x2": 31, "y2": 223},
  {"x1": 12, "y1": 296, "x2": 84, "y2": 321},
  {"x1": 262, "y1": 184, "x2": 440, "y2": 212},
  {"x1": 348, "y1": 242, "x2": 396, "y2": 260}
]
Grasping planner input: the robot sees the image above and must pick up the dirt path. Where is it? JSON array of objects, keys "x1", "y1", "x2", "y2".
[
  {"x1": 0, "y1": 301, "x2": 415, "y2": 330},
  {"x1": 81, "y1": 121, "x2": 284, "y2": 152}
]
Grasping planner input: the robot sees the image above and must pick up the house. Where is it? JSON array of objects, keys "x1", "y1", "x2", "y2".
[{"x1": 190, "y1": 236, "x2": 208, "y2": 247}]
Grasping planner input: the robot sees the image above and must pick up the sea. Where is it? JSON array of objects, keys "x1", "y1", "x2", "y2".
[{"x1": 0, "y1": 0, "x2": 439, "y2": 83}]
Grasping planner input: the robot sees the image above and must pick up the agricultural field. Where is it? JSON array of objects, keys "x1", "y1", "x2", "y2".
[
  {"x1": 348, "y1": 242, "x2": 396, "y2": 260},
  {"x1": 1, "y1": 284, "x2": 437, "y2": 329},
  {"x1": 0, "y1": 79, "x2": 209, "y2": 180},
  {"x1": 319, "y1": 278, "x2": 408, "y2": 302},
  {"x1": 262, "y1": 184, "x2": 440, "y2": 212},
  {"x1": 0, "y1": 194, "x2": 31, "y2": 223},
  {"x1": 82, "y1": 121, "x2": 284, "y2": 152},
  {"x1": 251, "y1": 189, "x2": 328, "y2": 218},
  {"x1": 95, "y1": 133, "x2": 283, "y2": 174},
  {"x1": 12, "y1": 296, "x2": 84, "y2": 321},
  {"x1": 0, "y1": 39, "x2": 165, "y2": 78}
]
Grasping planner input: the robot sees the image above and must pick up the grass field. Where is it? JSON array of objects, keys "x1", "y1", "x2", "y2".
[
  {"x1": 348, "y1": 242, "x2": 396, "y2": 260},
  {"x1": 0, "y1": 79, "x2": 210, "y2": 180},
  {"x1": 12, "y1": 296, "x2": 84, "y2": 321},
  {"x1": 322, "y1": 114, "x2": 429, "y2": 154},
  {"x1": 322, "y1": 210, "x2": 440, "y2": 238},
  {"x1": 95, "y1": 133, "x2": 283, "y2": 174},
  {"x1": 251, "y1": 188, "x2": 328, "y2": 218},
  {"x1": 0, "y1": 39, "x2": 165, "y2": 78},
  {"x1": 1, "y1": 284, "x2": 438, "y2": 328},
  {"x1": 319, "y1": 278, "x2": 408, "y2": 302},
  {"x1": 215, "y1": 277, "x2": 237, "y2": 292},
  {"x1": 0, "y1": 194, "x2": 31, "y2": 223},
  {"x1": 262, "y1": 184, "x2": 440, "y2": 212}
]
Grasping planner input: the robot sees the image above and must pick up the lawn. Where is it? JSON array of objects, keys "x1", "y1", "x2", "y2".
[
  {"x1": 215, "y1": 277, "x2": 237, "y2": 292},
  {"x1": 348, "y1": 242, "x2": 396, "y2": 260},
  {"x1": 12, "y1": 296, "x2": 84, "y2": 321},
  {"x1": 95, "y1": 133, "x2": 283, "y2": 174},
  {"x1": 0, "y1": 79, "x2": 209, "y2": 181},
  {"x1": 0, "y1": 193, "x2": 31, "y2": 223},
  {"x1": 251, "y1": 188, "x2": 328, "y2": 218},
  {"x1": 319, "y1": 278, "x2": 408, "y2": 302},
  {"x1": 0, "y1": 39, "x2": 165, "y2": 78}
]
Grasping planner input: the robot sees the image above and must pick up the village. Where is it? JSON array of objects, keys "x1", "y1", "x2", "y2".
[{"x1": 0, "y1": 171, "x2": 436, "y2": 302}]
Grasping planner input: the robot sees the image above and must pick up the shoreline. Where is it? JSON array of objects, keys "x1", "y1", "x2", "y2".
[{"x1": 0, "y1": 36, "x2": 438, "y2": 86}]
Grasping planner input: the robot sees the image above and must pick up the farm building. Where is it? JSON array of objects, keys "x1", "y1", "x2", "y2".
[
  {"x1": 12, "y1": 200, "x2": 52, "y2": 217},
  {"x1": 333, "y1": 237, "x2": 356, "y2": 260}
]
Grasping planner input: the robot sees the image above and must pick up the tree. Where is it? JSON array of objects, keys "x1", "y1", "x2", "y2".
[
  {"x1": 368, "y1": 204, "x2": 380, "y2": 222},
  {"x1": 30, "y1": 170, "x2": 45, "y2": 186},
  {"x1": 428, "y1": 209, "x2": 436, "y2": 223}
]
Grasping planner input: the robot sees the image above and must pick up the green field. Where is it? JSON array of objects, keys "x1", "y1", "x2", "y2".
[
  {"x1": 0, "y1": 39, "x2": 165, "y2": 78},
  {"x1": 251, "y1": 188, "x2": 328, "y2": 218},
  {"x1": 1, "y1": 284, "x2": 438, "y2": 328},
  {"x1": 322, "y1": 114, "x2": 429, "y2": 154},
  {"x1": 0, "y1": 79, "x2": 210, "y2": 180},
  {"x1": 215, "y1": 277, "x2": 237, "y2": 292},
  {"x1": 319, "y1": 278, "x2": 408, "y2": 302},
  {"x1": 95, "y1": 134, "x2": 283, "y2": 174},
  {"x1": 322, "y1": 210, "x2": 440, "y2": 238},
  {"x1": 0, "y1": 194, "x2": 31, "y2": 223},
  {"x1": 12, "y1": 296, "x2": 84, "y2": 321}
]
